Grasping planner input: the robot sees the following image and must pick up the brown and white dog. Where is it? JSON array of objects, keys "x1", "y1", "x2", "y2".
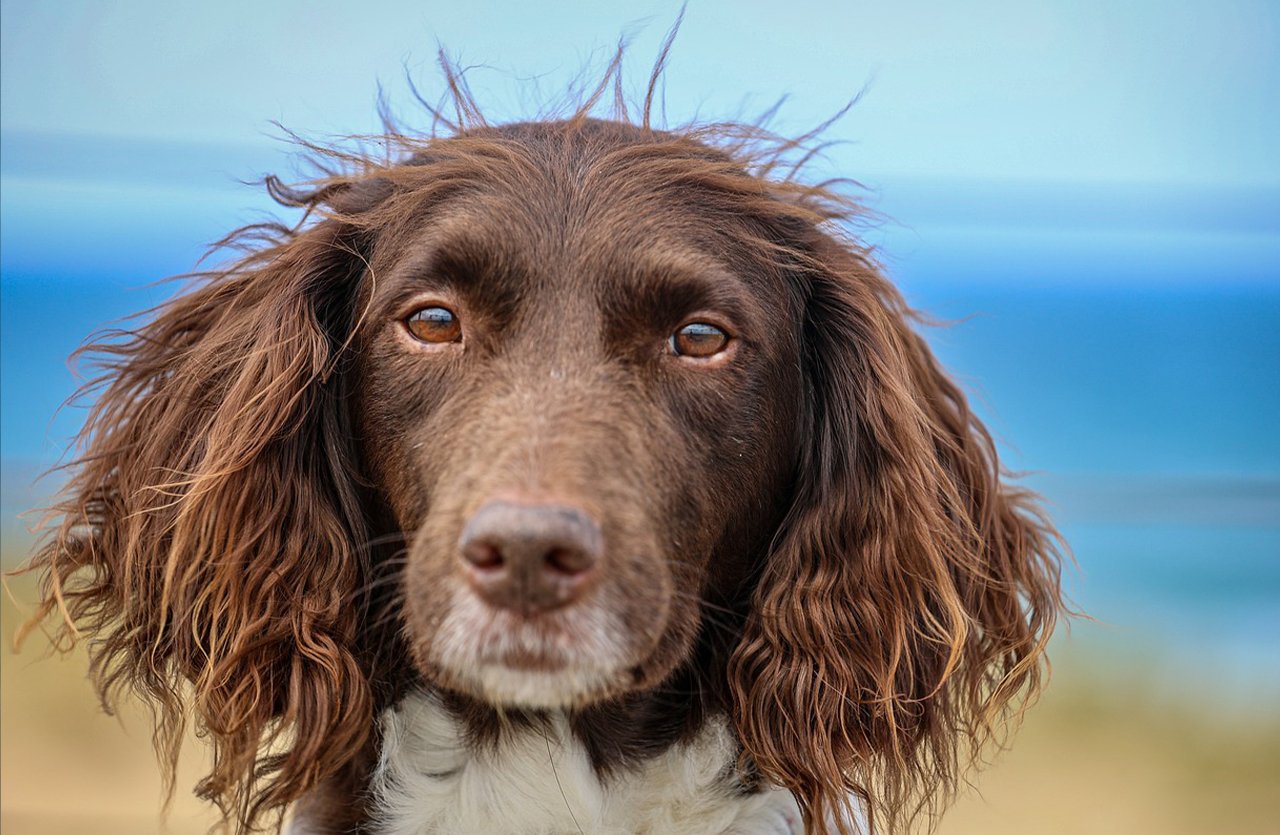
[{"x1": 21, "y1": 75, "x2": 1065, "y2": 835}]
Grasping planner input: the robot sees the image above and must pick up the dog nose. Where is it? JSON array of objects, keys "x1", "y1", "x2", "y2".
[{"x1": 459, "y1": 500, "x2": 602, "y2": 614}]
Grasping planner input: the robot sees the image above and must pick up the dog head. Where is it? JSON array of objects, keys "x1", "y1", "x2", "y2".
[{"x1": 24, "y1": 114, "x2": 1063, "y2": 833}]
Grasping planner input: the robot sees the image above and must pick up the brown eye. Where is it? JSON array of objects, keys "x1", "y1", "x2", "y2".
[
  {"x1": 670, "y1": 322, "x2": 730, "y2": 358},
  {"x1": 406, "y1": 306, "x2": 462, "y2": 344}
]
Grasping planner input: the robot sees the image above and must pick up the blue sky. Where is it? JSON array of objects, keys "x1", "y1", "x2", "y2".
[{"x1": 2, "y1": 0, "x2": 1277, "y2": 186}]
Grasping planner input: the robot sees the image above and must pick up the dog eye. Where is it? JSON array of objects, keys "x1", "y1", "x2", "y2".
[
  {"x1": 670, "y1": 322, "x2": 730, "y2": 358},
  {"x1": 406, "y1": 306, "x2": 462, "y2": 344}
]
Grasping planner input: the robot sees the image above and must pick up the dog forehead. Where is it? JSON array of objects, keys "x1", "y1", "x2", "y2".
[
  {"x1": 358, "y1": 122, "x2": 790, "y2": 342},
  {"x1": 391, "y1": 120, "x2": 735, "y2": 246},
  {"x1": 370, "y1": 181, "x2": 750, "y2": 310}
]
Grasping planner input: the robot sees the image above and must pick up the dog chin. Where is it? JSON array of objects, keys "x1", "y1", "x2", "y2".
[
  {"x1": 471, "y1": 663, "x2": 621, "y2": 709},
  {"x1": 430, "y1": 592, "x2": 634, "y2": 709}
]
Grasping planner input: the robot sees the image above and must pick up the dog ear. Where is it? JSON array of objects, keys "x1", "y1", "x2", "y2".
[
  {"x1": 728, "y1": 233, "x2": 1064, "y2": 834},
  {"x1": 20, "y1": 205, "x2": 377, "y2": 829}
]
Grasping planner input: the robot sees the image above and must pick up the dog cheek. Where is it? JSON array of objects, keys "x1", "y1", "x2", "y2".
[
  {"x1": 400, "y1": 524, "x2": 467, "y2": 675},
  {"x1": 605, "y1": 538, "x2": 676, "y2": 662}
]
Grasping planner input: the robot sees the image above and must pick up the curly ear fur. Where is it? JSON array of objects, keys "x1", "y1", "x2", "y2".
[
  {"x1": 19, "y1": 212, "x2": 375, "y2": 829},
  {"x1": 728, "y1": 234, "x2": 1064, "y2": 834}
]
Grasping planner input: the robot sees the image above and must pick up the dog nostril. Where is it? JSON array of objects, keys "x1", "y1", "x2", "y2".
[
  {"x1": 544, "y1": 546, "x2": 594, "y2": 576},
  {"x1": 458, "y1": 500, "x2": 603, "y2": 613},
  {"x1": 463, "y1": 541, "x2": 505, "y2": 571}
]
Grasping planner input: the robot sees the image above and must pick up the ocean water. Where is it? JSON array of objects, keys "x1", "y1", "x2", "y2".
[{"x1": 2, "y1": 147, "x2": 1277, "y2": 690}]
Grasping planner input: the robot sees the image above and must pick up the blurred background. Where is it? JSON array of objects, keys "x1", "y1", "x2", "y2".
[{"x1": 2, "y1": 1, "x2": 1277, "y2": 833}]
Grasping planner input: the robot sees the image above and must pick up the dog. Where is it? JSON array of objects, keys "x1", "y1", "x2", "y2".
[{"x1": 20, "y1": 70, "x2": 1065, "y2": 835}]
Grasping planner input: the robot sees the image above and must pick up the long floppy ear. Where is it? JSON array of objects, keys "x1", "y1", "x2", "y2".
[
  {"x1": 729, "y1": 233, "x2": 1065, "y2": 834},
  {"x1": 19, "y1": 208, "x2": 374, "y2": 830}
]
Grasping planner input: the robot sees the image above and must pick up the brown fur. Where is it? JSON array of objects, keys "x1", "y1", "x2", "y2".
[{"x1": 17, "y1": 55, "x2": 1065, "y2": 835}]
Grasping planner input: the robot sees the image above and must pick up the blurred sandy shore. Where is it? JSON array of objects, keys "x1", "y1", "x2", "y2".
[{"x1": 4, "y1": 574, "x2": 1277, "y2": 835}]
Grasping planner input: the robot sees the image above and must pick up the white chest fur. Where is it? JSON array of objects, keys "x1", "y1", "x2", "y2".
[{"x1": 368, "y1": 691, "x2": 803, "y2": 835}]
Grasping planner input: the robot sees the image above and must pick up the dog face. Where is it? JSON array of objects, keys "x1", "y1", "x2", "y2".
[
  {"x1": 25, "y1": 114, "x2": 1064, "y2": 834},
  {"x1": 351, "y1": 122, "x2": 803, "y2": 708}
]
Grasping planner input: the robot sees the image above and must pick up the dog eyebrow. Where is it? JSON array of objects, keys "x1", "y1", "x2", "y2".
[
  {"x1": 387, "y1": 234, "x2": 506, "y2": 288},
  {"x1": 599, "y1": 250, "x2": 756, "y2": 331},
  {"x1": 374, "y1": 223, "x2": 531, "y2": 316}
]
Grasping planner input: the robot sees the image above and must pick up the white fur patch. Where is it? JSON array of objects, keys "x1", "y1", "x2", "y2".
[
  {"x1": 369, "y1": 691, "x2": 805, "y2": 835},
  {"x1": 432, "y1": 590, "x2": 631, "y2": 708}
]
